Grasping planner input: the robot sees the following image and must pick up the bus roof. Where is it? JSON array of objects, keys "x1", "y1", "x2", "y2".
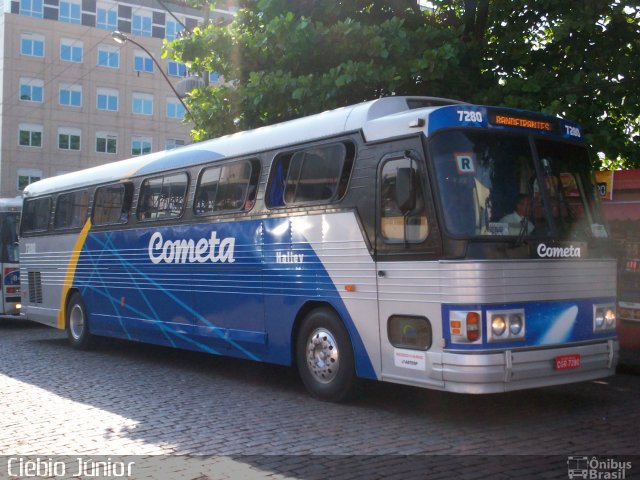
[{"x1": 23, "y1": 96, "x2": 461, "y2": 198}]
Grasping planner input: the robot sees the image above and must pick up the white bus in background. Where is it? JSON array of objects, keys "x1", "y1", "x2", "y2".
[{"x1": 0, "y1": 198, "x2": 22, "y2": 318}]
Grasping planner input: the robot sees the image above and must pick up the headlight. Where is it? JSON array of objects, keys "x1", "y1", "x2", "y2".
[
  {"x1": 487, "y1": 309, "x2": 525, "y2": 342},
  {"x1": 491, "y1": 315, "x2": 506, "y2": 336},
  {"x1": 509, "y1": 314, "x2": 523, "y2": 335},
  {"x1": 605, "y1": 309, "x2": 616, "y2": 327},
  {"x1": 594, "y1": 304, "x2": 616, "y2": 332}
]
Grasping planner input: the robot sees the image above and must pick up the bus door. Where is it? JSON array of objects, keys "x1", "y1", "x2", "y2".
[{"x1": 375, "y1": 152, "x2": 444, "y2": 388}]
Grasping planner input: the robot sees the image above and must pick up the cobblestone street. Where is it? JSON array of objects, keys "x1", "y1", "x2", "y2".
[{"x1": 1, "y1": 320, "x2": 639, "y2": 479}]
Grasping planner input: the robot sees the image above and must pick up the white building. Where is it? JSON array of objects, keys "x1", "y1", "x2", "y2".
[{"x1": 0, "y1": 0, "x2": 233, "y2": 197}]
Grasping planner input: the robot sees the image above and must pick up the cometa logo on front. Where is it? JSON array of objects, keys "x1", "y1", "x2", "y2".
[
  {"x1": 536, "y1": 243, "x2": 582, "y2": 258},
  {"x1": 148, "y1": 231, "x2": 236, "y2": 264}
]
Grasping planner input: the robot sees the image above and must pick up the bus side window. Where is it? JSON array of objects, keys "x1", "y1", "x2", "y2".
[
  {"x1": 266, "y1": 142, "x2": 353, "y2": 208},
  {"x1": 380, "y1": 157, "x2": 428, "y2": 243},
  {"x1": 194, "y1": 159, "x2": 259, "y2": 215},
  {"x1": 22, "y1": 197, "x2": 51, "y2": 233},
  {"x1": 54, "y1": 190, "x2": 89, "y2": 230},
  {"x1": 93, "y1": 183, "x2": 133, "y2": 226},
  {"x1": 137, "y1": 173, "x2": 188, "y2": 221}
]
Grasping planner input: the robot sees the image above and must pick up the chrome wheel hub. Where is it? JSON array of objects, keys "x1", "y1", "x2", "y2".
[
  {"x1": 306, "y1": 328, "x2": 339, "y2": 384},
  {"x1": 69, "y1": 304, "x2": 85, "y2": 340}
]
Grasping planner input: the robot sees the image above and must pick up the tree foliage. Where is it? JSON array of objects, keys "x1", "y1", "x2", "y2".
[{"x1": 166, "y1": 0, "x2": 640, "y2": 168}]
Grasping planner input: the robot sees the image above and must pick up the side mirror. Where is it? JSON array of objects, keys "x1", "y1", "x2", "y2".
[{"x1": 396, "y1": 167, "x2": 416, "y2": 214}]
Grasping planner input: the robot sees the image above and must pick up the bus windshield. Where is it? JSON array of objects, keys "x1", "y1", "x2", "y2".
[
  {"x1": 430, "y1": 130, "x2": 605, "y2": 240},
  {"x1": 0, "y1": 211, "x2": 20, "y2": 263}
]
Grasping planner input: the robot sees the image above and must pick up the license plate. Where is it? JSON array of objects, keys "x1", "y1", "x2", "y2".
[{"x1": 555, "y1": 354, "x2": 581, "y2": 370}]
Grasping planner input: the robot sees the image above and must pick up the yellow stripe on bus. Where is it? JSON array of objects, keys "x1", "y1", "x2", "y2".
[{"x1": 57, "y1": 219, "x2": 92, "y2": 329}]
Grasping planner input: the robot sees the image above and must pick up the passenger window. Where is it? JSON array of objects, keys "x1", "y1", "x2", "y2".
[
  {"x1": 267, "y1": 143, "x2": 354, "y2": 207},
  {"x1": 54, "y1": 190, "x2": 89, "y2": 230},
  {"x1": 22, "y1": 197, "x2": 51, "y2": 233},
  {"x1": 137, "y1": 173, "x2": 188, "y2": 221},
  {"x1": 194, "y1": 160, "x2": 259, "y2": 215},
  {"x1": 93, "y1": 183, "x2": 133, "y2": 226},
  {"x1": 380, "y1": 157, "x2": 428, "y2": 243}
]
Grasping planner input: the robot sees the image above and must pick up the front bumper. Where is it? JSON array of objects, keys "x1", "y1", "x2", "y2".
[{"x1": 439, "y1": 339, "x2": 618, "y2": 393}]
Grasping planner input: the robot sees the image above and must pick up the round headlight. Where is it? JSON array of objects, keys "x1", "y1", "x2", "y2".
[
  {"x1": 595, "y1": 309, "x2": 605, "y2": 328},
  {"x1": 605, "y1": 309, "x2": 616, "y2": 327},
  {"x1": 491, "y1": 315, "x2": 506, "y2": 336},
  {"x1": 509, "y1": 314, "x2": 523, "y2": 335}
]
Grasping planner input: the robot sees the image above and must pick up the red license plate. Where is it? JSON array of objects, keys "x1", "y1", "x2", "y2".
[{"x1": 555, "y1": 354, "x2": 581, "y2": 370}]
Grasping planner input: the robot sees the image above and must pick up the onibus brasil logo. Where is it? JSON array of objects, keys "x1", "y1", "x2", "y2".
[{"x1": 567, "y1": 456, "x2": 632, "y2": 479}]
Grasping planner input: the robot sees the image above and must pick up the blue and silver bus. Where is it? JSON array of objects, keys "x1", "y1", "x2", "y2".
[
  {"x1": 0, "y1": 198, "x2": 22, "y2": 318},
  {"x1": 19, "y1": 97, "x2": 618, "y2": 400}
]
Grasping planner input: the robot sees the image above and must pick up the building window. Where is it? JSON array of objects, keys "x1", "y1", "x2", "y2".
[
  {"x1": 165, "y1": 138, "x2": 185, "y2": 150},
  {"x1": 168, "y1": 61, "x2": 187, "y2": 77},
  {"x1": 165, "y1": 19, "x2": 184, "y2": 41},
  {"x1": 96, "y1": 88, "x2": 118, "y2": 111},
  {"x1": 131, "y1": 11, "x2": 152, "y2": 37},
  {"x1": 19, "y1": 0, "x2": 43, "y2": 17},
  {"x1": 131, "y1": 136, "x2": 152, "y2": 156},
  {"x1": 58, "y1": 127, "x2": 81, "y2": 151},
  {"x1": 20, "y1": 78, "x2": 44, "y2": 102},
  {"x1": 18, "y1": 169, "x2": 43, "y2": 192},
  {"x1": 132, "y1": 93, "x2": 153, "y2": 115},
  {"x1": 59, "y1": 0, "x2": 81, "y2": 24},
  {"x1": 96, "y1": 2, "x2": 117, "y2": 30},
  {"x1": 19, "y1": 124, "x2": 43, "y2": 147},
  {"x1": 60, "y1": 39, "x2": 83, "y2": 63},
  {"x1": 21, "y1": 33, "x2": 45, "y2": 57},
  {"x1": 97, "y1": 45, "x2": 119, "y2": 68},
  {"x1": 166, "y1": 98, "x2": 185, "y2": 120},
  {"x1": 59, "y1": 83, "x2": 82, "y2": 107},
  {"x1": 133, "y1": 51, "x2": 154, "y2": 73},
  {"x1": 96, "y1": 132, "x2": 117, "y2": 154}
]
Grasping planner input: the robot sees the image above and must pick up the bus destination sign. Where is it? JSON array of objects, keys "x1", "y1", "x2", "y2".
[{"x1": 489, "y1": 111, "x2": 558, "y2": 133}]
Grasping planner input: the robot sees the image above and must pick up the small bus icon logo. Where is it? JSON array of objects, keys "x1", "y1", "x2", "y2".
[{"x1": 567, "y1": 456, "x2": 589, "y2": 479}]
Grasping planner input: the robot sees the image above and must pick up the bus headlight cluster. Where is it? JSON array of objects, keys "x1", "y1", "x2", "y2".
[
  {"x1": 487, "y1": 309, "x2": 525, "y2": 342},
  {"x1": 594, "y1": 304, "x2": 616, "y2": 332}
]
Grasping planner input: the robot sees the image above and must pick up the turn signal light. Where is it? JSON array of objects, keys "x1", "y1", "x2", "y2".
[{"x1": 466, "y1": 312, "x2": 481, "y2": 342}]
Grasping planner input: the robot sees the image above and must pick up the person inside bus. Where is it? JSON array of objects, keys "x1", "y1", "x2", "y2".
[{"x1": 499, "y1": 193, "x2": 534, "y2": 235}]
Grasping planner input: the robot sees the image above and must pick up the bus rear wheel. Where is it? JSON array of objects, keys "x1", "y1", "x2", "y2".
[
  {"x1": 296, "y1": 308, "x2": 357, "y2": 402},
  {"x1": 66, "y1": 292, "x2": 94, "y2": 350}
]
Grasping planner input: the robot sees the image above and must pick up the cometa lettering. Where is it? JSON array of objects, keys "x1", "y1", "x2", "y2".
[
  {"x1": 148, "y1": 231, "x2": 235, "y2": 264},
  {"x1": 536, "y1": 243, "x2": 581, "y2": 258}
]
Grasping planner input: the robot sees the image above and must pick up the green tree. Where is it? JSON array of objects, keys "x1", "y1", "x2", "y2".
[{"x1": 167, "y1": 0, "x2": 640, "y2": 168}]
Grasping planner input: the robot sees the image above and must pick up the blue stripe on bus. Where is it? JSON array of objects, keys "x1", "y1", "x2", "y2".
[{"x1": 71, "y1": 217, "x2": 377, "y2": 379}]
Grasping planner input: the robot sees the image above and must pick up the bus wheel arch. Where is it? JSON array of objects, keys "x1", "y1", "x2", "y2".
[
  {"x1": 65, "y1": 290, "x2": 95, "y2": 350},
  {"x1": 294, "y1": 303, "x2": 358, "y2": 402}
]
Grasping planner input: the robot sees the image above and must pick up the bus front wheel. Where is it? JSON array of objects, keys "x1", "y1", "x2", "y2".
[
  {"x1": 296, "y1": 308, "x2": 357, "y2": 402},
  {"x1": 66, "y1": 292, "x2": 94, "y2": 350}
]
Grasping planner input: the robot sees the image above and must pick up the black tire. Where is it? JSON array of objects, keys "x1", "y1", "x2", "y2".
[
  {"x1": 296, "y1": 308, "x2": 358, "y2": 402},
  {"x1": 66, "y1": 292, "x2": 95, "y2": 350}
]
